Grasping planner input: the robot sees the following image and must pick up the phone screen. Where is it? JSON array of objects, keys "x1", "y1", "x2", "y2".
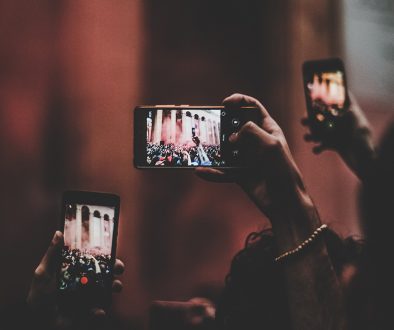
[
  {"x1": 134, "y1": 106, "x2": 261, "y2": 168},
  {"x1": 58, "y1": 192, "x2": 119, "y2": 310},
  {"x1": 306, "y1": 70, "x2": 347, "y2": 124},
  {"x1": 304, "y1": 59, "x2": 349, "y2": 129},
  {"x1": 145, "y1": 108, "x2": 225, "y2": 167}
]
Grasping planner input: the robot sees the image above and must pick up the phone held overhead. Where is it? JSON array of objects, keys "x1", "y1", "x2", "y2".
[{"x1": 302, "y1": 58, "x2": 350, "y2": 139}]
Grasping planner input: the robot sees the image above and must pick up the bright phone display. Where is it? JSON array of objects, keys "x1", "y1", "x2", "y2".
[
  {"x1": 303, "y1": 58, "x2": 349, "y2": 134},
  {"x1": 58, "y1": 191, "x2": 120, "y2": 311},
  {"x1": 134, "y1": 106, "x2": 261, "y2": 168}
]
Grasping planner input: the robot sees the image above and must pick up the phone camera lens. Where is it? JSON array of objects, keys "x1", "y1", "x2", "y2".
[
  {"x1": 221, "y1": 111, "x2": 226, "y2": 117},
  {"x1": 232, "y1": 118, "x2": 240, "y2": 127},
  {"x1": 326, "y1": 120, "x2": 335, "y2": 129}
]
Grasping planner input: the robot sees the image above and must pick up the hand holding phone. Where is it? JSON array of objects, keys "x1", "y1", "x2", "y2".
[
  {"x1": 27, "y1": 233, "x2": 124, "y2": 328},
  {"x1": 58, "y1": 191, "x2": 120, "y2": 314},
  {"x1": 195, "y1": 94, "x2": 309, "y2": 218},
  {"x1": 302, "y1": 58, "x2": 375, "y2": 179}
]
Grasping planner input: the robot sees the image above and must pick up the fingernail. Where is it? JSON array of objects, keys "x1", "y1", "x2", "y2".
[
  {"x1": 91, "y1": 308, "x2": 106, "y2": 318},
  {"x1": 229, "y1": 133, "x2": 237, "y2": 143},
  {"x1": 53, "y1": 231, "x2": 63, "y2": 243}
]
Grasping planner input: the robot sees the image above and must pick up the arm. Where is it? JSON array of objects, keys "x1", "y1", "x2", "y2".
[
  {"x1": 303, "y1": 93, "x2": 376, "y2": 181},
  {"x1": 196, "y1": 94, "x2": 346, "y2": 330},
  {"x1": 266, "y1": 185, "x2": 346, "y2": 330}
]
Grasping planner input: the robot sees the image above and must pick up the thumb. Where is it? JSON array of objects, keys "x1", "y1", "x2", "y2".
[{"x1": 36, "y1": 231, "x2": 64, "y2": 277}]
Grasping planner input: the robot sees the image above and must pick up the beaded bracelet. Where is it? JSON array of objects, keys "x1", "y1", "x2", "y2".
[{"x1": 275, "y1": 224, "x2": 328, "y2": 262}]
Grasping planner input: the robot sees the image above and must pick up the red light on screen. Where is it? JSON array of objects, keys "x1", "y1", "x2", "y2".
[{"x1": 80, "y1": 276, "x2": 88, "y2": 285}]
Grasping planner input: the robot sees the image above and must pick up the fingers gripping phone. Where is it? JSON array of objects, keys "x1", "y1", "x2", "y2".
[
  {"x1": 58, "y1": 191, "x2": 120, "y2": 312},
  {"x1": 133, "y1": 105, "x2": 261, "y2": 168},
  {"x1": 302, "y1": 58, "x2": 350, "y2": 138}
]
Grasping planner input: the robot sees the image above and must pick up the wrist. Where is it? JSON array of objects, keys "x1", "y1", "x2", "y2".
[
  {"x1": 274, "y1": 224, "x2": 328, "y2": 262},
  {"x1": 268, "y1": 185, "x2": 322, "y2": 255},
  {"x1": 340, "y1": 134, "x2": 376, "y2": 180},
  {"x1": 241, "y1": 167, "x2": 313, "y2": 219}
]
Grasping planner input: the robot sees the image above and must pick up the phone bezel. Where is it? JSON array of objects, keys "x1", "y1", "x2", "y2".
[{"x1": 133, "y1": 105, "x2": 260, "y2": 169}]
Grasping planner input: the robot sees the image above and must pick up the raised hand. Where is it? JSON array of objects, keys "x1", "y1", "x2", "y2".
[{"x1": 302, "y1": 93, "x2": 375, "y2": 179}]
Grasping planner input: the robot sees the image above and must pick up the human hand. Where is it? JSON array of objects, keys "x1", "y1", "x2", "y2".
[
  {"x1": 27, "y1": 231, "x2": 64, "y2": 317},
  {"x1": 302, "y1": 93, "x2": 375, "y2": 179},
  {"x1": 27, "y1": 231, "x2": 125, "y2": 328},
  {"x1": 196, "y1": 93, "x2": 311, "y2": 218},
  {"x1": 150, "y1": 298, "x2": 216, "y2": 330}
]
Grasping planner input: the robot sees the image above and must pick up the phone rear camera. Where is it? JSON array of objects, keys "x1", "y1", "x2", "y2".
[
  {"x1": 326, "y1": 121, "x2": 335, "y2": 129},
  {"x1": 232, "y1": 118, "x2": 240, "y2": 127}
]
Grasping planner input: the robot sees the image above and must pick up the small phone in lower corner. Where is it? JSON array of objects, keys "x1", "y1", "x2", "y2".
[
  {"x1": 133, "y1": 105, "x2": 262, "y2": 168},
  {"x1": 58, "y1": 191, "x2": 120, "y2": 313},
  {"x1": 302, "y1": 58, "x2": 350, "y2": 138}
]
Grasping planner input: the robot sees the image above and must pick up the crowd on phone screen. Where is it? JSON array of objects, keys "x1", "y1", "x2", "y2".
[
  {"x1": 146, "y1": 142, "x2": 222, "y2": 166},
  {"x1": 59, "y1": 247, "x2": 112, "y2": 292}
]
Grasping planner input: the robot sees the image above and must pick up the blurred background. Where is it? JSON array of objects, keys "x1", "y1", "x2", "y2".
[{"x1": 0, "y1": 0, "x2": 393, "y2": 328}]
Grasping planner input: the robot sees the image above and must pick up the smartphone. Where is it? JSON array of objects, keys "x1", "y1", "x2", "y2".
[
  {"x1": 58, "y1": 191, "x2": 120, "y2": 312},
  {"x1": 302, "y1": 58, "x2": 350, "y2": 137},
  {"x1": 133, "y1": 105, "x2": 261, "y2": 168}
]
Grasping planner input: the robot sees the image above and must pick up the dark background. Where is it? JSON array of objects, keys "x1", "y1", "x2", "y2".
[{"x1": 1, "y1": 0, "x2": 393, "y2": 328}]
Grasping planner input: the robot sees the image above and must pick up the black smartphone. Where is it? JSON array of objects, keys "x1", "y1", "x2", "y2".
[
  {"x1": 133, "y1": 105, "x2": 261, "y2": 168},
  {"x1": 58, "y1": 191, "x2": 120, "y2": 313},
  {"x1": 302, "y1": 58, "x2": 350, "y2": 137}
]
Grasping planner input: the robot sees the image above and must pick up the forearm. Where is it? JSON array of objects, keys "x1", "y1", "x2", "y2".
[
  {"x1": 281, "y1": 239, "x2": 346, "y2": 330},
  {"x1": 340, "y1": 131, "x2": 376, "y2": 181},
  {"x1": 269, "y1": 185, "x2": 320, "y2": 253},
  {"x1": 271, "y1": 192, "x2": 346, "y2": 330},
  {"x1": 246, "y1": 181, "x2": 347, "y2": 330}
]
